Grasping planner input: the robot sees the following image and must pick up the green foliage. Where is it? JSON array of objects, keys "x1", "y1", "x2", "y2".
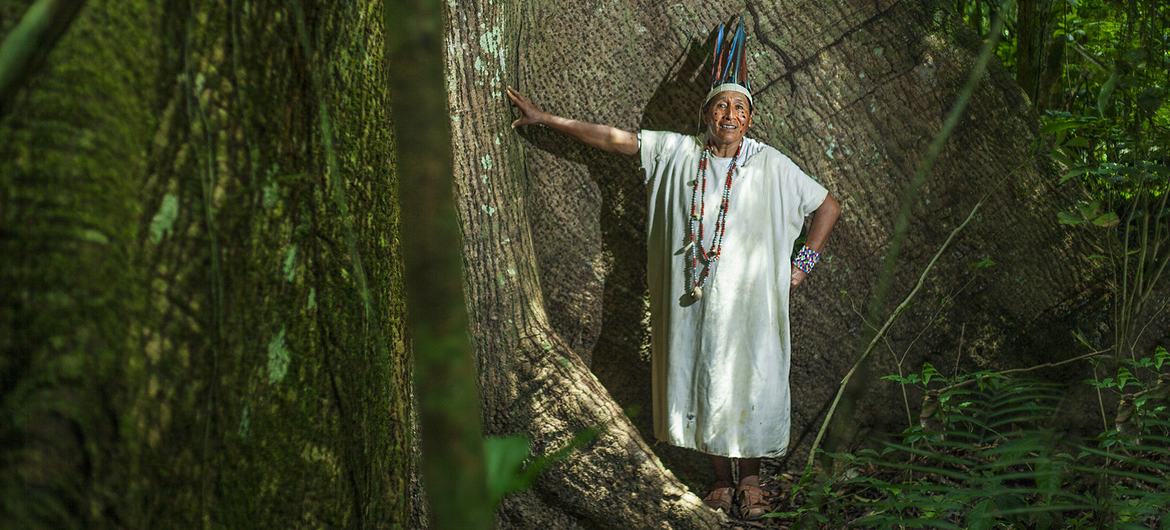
[
  {"x1": 782, "y1": 346, "x2": 1170, "y2": 528},
  {"x1": 483, "y1": 428, "x2": 599, "y2": 509},
  {"x1": 1027, "y1": 0, "x2": 1170, "y2": 360},
  {"x1": 953, "y1": 2, "x2": 1170, "y2": 345},
  {"x1": 881, "y1": 362, "x2": 946, "y2": 387}
]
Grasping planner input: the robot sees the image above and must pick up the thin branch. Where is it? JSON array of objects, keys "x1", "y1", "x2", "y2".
[
  {"x1": 1094, "y1": 363, "x2": 1110, "y2": 432},
  {"x1": 893, "y1": 355, "x2": 913, "y2": 429},
  {"x1": 1067, "y1": 40, "x2": 1109, "y2": 72},
  {"x1": 0, "y1": 0, "x2": 87, "y2": 118},
  {"x1": 929, "y1": 348, "x2": 1112, "y2": 395},
  {"x1": 1129, "y1": 297, "x2": 1169, "y2": 354},
  {"x1": 899, "y1": 276, "x2": 975, "y2": 366},
  {"x1": 953, "y1": 323, "x2": 966, "y2": 377}
]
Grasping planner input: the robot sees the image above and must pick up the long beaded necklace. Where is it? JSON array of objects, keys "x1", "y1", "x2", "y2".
[{"x1": 684, "y1": 141, "x2": 741, "y2": 300}]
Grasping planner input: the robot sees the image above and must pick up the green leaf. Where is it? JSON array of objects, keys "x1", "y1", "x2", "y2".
[
  {"x1": 970, "y1": 256, "x2": 996, "y2": 270},
  {"x1": 1098, "y1": 69, "x2": 1119, "y2": 117},
  {"x1": 1057, "y1": 211, "x2": 1083, "y2": 226},
  {"x1": 1060, "y1": 167, "x2": 1090, "y2": 184},
  {"x1": 1040, "y1": 117, "x2": 1085, "y2": 135},
  {"x1": 1091, "y1": 212, "x2": 1120, "y2": 228},
  {"x1": 1116, "y1": 367, "x2": 1133, "y2": 390},
  {"x1": 1072, "y1": 329, "x2": 1094, "y2": 349},
  {"x1": 1154, "y1": 346, "x2": 1168, "y2": 370},
  {"x1": 1034, "y1": 458, "x2": 1062, "y2": 493},
  {"x1": 922, "y1": 362, "x2": 942, "y2": 385},
  {"x1": 966, "y1": 498, "x2": 996, "y2": 530},
  {"x1": 883, "y1": 374, "x2": 921, "y2": 385},
  {"x1": 484, "y1": 428, "x2": 599, "y2": 509},
  {"x1": 1085, "y1": 377, "x2": 1115, "y2": 389},
  {"x1": 1076, "y1": 201, "x2": 1102, "y2": 219},
  {"x1": 483, "y1": 434, "x2": 533, "y2": 507}
]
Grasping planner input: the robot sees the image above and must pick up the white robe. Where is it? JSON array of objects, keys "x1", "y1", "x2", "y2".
[{"x1": 639, "y1": 130, "x2": 828, "y2": 458}]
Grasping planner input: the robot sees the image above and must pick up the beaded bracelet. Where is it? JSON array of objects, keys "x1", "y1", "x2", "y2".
[{"x1": 793, "y1": 245, "x2": 821, "y2": 274}]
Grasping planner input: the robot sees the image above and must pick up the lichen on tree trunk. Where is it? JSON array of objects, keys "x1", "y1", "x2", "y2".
[
  {"x1": 444, "y1": 1, "x2": 1095, "y2": 527},
  {"x1": 0, "y1": 0, "x2": 413, "y2": 527}
]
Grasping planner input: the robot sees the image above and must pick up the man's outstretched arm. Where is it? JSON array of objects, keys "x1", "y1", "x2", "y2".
[{"x1": 507, "y1": 87, "x2": 639, "y2": 156}]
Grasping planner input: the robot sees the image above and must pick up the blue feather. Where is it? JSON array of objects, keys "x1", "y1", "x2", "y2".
[
  {"x1": 729, "y1": 20, "x2": 744, "y2": 83},
  {"x1": 736, "y1": 23, "x2": 747, "y2": 85},
  {"x1": 724, "y1": 24, "x2": 739, "y2": 83},
  {"x1": 711, "y1": 23, "x2": 725, "y2": 84}
]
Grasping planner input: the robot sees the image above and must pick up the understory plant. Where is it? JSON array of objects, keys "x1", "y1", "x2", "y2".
[{"x1": 776, "y1": 347, "x2": 1169, "y2": 528}]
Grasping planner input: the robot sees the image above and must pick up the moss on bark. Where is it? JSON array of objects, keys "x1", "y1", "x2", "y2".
[{"x1": 0, "y1": 0, "x2": 410, "y2": 527}]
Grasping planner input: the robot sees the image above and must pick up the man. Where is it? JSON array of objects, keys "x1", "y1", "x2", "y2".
[{"x1": 506, "y1": 18, "x2": 840, "y2": 520}]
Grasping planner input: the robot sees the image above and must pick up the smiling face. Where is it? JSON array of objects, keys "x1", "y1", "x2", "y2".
[{"x1": 703, "y1": 91, "x2": 753, "y2": 150}]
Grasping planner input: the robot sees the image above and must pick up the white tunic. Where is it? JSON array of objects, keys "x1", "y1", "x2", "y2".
[{"x1": 639, "y1": 130, "x2": 828, "y2": 458}]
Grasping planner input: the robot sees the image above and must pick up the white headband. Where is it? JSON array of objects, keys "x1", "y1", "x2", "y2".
[{"x1": 703, "y1": 83, "x2": 753, "y2": 108}]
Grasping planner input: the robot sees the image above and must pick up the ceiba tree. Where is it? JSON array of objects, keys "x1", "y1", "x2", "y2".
[
  {"x1": 444, "y1": 0, "x2": 1092, "y2": 527},
  {"x1": 1, "y1": 0, "x2": 1098, "y2": 527}
]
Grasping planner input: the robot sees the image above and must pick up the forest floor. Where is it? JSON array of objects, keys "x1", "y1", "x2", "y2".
[{"x1": 714, "y1": 460, "x2": 798, "y2": 529}]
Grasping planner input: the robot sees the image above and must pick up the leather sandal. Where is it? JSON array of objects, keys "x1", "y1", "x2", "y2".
[
  {"x1": 736, "y1": 483, "x2": 769, "y2": 520},
  {"x1": 702, "y1": 485, "x2": 734, "y2": 513}
]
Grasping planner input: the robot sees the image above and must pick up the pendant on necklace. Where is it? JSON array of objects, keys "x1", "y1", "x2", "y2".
[{"x1": 689, "y1": 286, "x2": 702, "y2": 300}]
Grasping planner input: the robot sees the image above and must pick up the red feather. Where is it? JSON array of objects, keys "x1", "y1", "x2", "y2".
[
  {"x1": 715, "y1": 45, "x2": 728, "y2": 83},
  {"x1": 739, "y1": 42, "x2": 747, "y2": 85}
]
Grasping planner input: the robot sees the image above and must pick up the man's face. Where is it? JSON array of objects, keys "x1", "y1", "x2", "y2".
[{"x1": 704, "y1": 91, "x2": 753, "y2": 145}]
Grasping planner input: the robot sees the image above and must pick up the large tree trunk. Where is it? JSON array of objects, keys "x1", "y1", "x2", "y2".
[
  {"x1": 445, "y1": 0, "x2": 1094, "y2": 527},
  {"x1": 0, "y1": 0, "x2": 414, "y2": 527},
  {"x1": 1015, "y1": 0, "x2": 1063, "y2": 110}
]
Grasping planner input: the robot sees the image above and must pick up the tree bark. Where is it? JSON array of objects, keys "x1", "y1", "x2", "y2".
[
  {"x1": 0, "y1": 0, "x2": 413, "y2": 527},
  {"x1": 444, "y1": 0, "x2": 1095, "y2": 527},
  {"x1": 1016, "y1": 0, "x2": 1061, "y2": 110}
]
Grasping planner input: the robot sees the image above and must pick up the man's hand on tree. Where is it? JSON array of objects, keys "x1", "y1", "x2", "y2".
[
  {"x1": 505, "y1": 86, "x2": 638, "y2": 155},
  {"x1": 791, "y1": 269, "x2": 807, "y2": 289},
  {"x1": 507, "y1": 87, "x2": 545, "y2": 128}
]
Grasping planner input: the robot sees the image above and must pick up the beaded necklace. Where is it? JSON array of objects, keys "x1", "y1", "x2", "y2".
[{"x1": 685, "y1": 141, "x2": 741, "y2": 300}]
